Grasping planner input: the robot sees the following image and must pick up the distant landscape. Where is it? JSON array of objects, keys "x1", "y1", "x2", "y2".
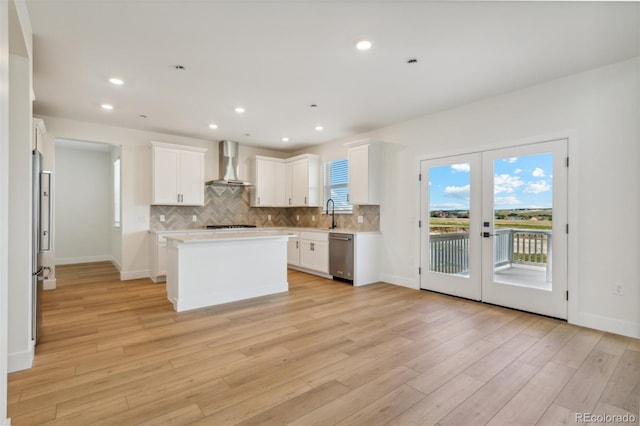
[{"x1": 429, "y1": 208, "x2": 552, "y2": 231}]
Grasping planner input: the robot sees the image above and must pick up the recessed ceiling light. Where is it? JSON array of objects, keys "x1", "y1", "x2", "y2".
[
  {"x1": 209, "y1": 124, "x2": 218, "y2": 129},
  {"x1": 356, "y1": 40, "x2": 372, "y2": 51},
  {"x1": 282, "y1": 137, "x2": 289, "y2": 142},
  {"x1": 101, "y1": 104, "x2": 114, "y2": 110},
  {"x1": 235, "y1": 107, "x2": 245, "y2": 113},
  {"x1": 315, "y1": 126, "x2": 324, "y2": 131},
  {"x1": 109, "y1": 77, "x2": 124, "y2": 85}
]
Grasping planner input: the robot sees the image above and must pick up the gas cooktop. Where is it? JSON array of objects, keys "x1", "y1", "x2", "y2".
[{"x1": 205, "y1": 224, "x2": 257, "y2": 229}]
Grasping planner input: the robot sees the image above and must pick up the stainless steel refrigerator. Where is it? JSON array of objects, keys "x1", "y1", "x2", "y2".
[{"x1": 32, "y1": 150, "x2": 52, "y2": 344}]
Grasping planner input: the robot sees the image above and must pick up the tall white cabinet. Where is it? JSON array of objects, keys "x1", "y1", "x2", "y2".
[
  {"x1": 250, "y1": 156, "x2": 286, "y2": 207},
  {"x1": 285, "y1": 155, "x2": 320, "y2": 207},
  {"x1": 251, "y1": 153, "x2": 320, "y2": 207},
  {"x1": 151, "y1": 142, "x2": 207, "y2": 206},
  {"x1": 347, "y1": 141, "x2": 382, "y2": 205}
]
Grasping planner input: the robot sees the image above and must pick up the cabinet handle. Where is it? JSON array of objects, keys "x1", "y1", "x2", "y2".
[
  {"x1": 304, "y1": 196, "x2": 307, "y2": 205},
  {"x1": 177, "y1": 194, "x2": 180, "y2": 203},
  {"x1": 258, "y1": 197, "x2": 261, "y2": 205},
  {"x1": 310, "y1": 242, "x2": 314, "y2": 251},
  {"x1": 289, "y1": 198, "x2": 292, "y2": 205},
  {"x1": 296, "y1": 241, "x2": 298, "y2": 249}
]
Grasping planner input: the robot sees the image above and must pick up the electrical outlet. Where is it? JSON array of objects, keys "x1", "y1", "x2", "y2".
[
  {"x1": 357, "y1": 215, "x2": 364, "y2": 224},
  {"x1": 160, "y1": 215, "x2": 165, "y2": 222},
  {"x1": 312, "y1": 215, "x2": 316, "y2": 222},
  {"x1": 296, "y1": 215, "x2": 300, "y2": 221},
  {"x1": 613, "y1": 282, "x2": 624, "y2": 296},
  {"x1": 268, "y1": 214, "x2": 272, "y2": 221},
  {"x1": 192, "y1": 215, "x2": 197, "y2": 223}
]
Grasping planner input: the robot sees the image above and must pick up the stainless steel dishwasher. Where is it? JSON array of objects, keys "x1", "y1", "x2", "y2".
[{"x1": 329, "y1": 233, "x2": 354, "y2": 283}]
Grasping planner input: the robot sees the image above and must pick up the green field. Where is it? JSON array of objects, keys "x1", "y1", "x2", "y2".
[{"x1": 429, "y1": 217, "x2": 551, "y2": 231}]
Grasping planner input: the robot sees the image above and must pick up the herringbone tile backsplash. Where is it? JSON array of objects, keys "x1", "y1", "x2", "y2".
[{"x1": 150, "y1": 186, "x2": 380, "y2": 232}]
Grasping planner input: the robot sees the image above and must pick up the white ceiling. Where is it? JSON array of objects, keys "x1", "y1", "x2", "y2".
[{"x1": 27, "y1": 1, "x2": 639, "y2": 152}]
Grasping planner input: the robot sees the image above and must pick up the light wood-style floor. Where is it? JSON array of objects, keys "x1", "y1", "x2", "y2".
[{"x1": 8, "y1": 261, "x2": 639, "y2": 425}]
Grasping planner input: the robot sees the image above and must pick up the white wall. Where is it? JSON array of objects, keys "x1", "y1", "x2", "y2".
[
  {"x1": 7, "y1": 0, "x2": 34, "y2": 378},
  {"x1": 55, "y1": 145, "x2": 112, "y2": 264},
  {"x1": 0, "y1": 1, "x2": 9, "y2": 422},
  {"x1": 297, "y1": 57, "x2": 640, "y2": 338},
  {"x1": 111, "y1": 145, "x2": 122, "y2": 270},
  {"x1": 38, "y1": 117, "x2": 286, "y2": 280}
]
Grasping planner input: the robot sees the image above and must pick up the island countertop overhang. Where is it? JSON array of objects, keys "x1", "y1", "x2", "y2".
[{"x1": 164, "y1": 230, "x2": 291, "y2": 244}]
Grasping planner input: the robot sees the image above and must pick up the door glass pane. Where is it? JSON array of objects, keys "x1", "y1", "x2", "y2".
[
  {"x1": 428, "y1": 163, "x2": 471, "y2": 277},
  {"x1": 492, "y1": 153, "x2": 553, "y2": 290}
]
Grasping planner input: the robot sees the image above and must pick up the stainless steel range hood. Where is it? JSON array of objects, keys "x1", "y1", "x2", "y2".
[{"x1": 205, "y1": 140, "x2": 253, "y2": 186}]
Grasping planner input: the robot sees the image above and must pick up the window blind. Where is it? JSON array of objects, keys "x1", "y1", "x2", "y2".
[{"x1": 324, "y1": 158, "x2": 352, "y2": 212}]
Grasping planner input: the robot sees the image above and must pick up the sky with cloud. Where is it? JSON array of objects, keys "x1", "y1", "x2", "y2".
[{"x1": 429, "y1": 153, "x2": 554, "y2": 211}]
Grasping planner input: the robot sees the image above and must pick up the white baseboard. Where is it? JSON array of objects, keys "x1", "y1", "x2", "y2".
[
  {"x1": 43, "y1": 278, "x2": 56, "y2": 290},
  {"x1": 572, "y1": 312, "x2": 640, "y2": 339},
  {"x1": 111, "y1": 257, "x2": 122, "y2": 271},
  {"x1": 380, "y1": 273, "x2": 419, "y2": 290},
  {"x1": 55, "y1": 255, "x2": 112, "y2": 265},
  {"x1": 8, "y1": 346, "x2": 34, "y2": 373},
  {"x1": 120, "y1": 269, "x2": 150, "y2": 281}
]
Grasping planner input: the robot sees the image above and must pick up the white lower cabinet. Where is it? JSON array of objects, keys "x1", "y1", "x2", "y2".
[
  {"x1": 297, "y1": 232, "x2": 329, "y2": 274},
  {"x1": 150, "y1": 233, "x2": 169, "y2": 283},
  {"x1": 286, "y1": 232, "x2": 301, "y2": 266}
]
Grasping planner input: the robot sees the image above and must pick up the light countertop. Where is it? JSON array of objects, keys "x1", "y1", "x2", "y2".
[
  {"x1": 150, "y1": 227, "x2": 379, "y2": 236},
  {"x1": 165, "y1": 230, "x2": 291, "y2": 244}
]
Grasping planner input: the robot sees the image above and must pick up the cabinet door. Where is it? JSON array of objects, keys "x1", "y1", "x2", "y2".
[
  {"x1": 299, "y1": 240, "x2": 314, "y2": 269},
  {"x1": 179, "y1": 150, "x2": 205, "y2": 205},
  {"x1": 157, "y1": 243, "x2": 168, "y2": 277},
  {"x1": 254, "y1": 158, "x2": 286, "y2": 206},
  {"x1": 153, "y1": 148, "x2": 180, "y2": 204},
  {"x1": 290, "y1": 158, "x2": 309, "y2": 206},
  {"x1": 348, "y1": 145, "x2": 369, "y2": 205},
  {"x1": 287, "y1": 238, "x2": 300, "y2": 266},
  {"x1": 313, "y1": 241, "x2": 329, "y2": 273}
]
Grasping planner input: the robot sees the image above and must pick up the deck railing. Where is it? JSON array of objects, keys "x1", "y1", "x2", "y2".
[{"x1": 429, "y1": 229, "x2": 552, "y2": 279}]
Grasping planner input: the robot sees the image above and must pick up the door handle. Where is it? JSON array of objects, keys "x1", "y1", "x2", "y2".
[{"x1": 482, "y1": 232, "x2": 496, "y2": 238}]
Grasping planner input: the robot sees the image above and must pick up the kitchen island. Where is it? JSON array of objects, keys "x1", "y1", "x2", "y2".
[{"x1": 165, "y1": 230, "x2": 290, "y2": 312}]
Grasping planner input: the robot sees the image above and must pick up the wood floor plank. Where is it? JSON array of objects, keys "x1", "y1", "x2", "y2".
[
  {"x1": 390, "y1": 374, "x2": 485, "y2": 425},
  {"x1": 408, "y1": 339, "x2": 497, "y2": 395},
  {"x1": 7, "y1": 263, "x2": 638, "y2": 425},
  {"x1": 517, "y1": 322, "x2": 578, "y2": 368},
  {"x1": 235, "y1": 380, "x2": 351, "y2": 426},
  {"x1": 597, "y1": 349, "x2": 640, "y2": 414},
  {"x1": 551, "y1": 327, "x2": 604, "y2": 369},
  {"x1": 335, "y1": 384, "x2": 426, "y2": 426},
  {"x1": 464, "y1": 334, "x2": 539, "y2": 383},
  {"x1": 554, "y1": 349, "x2": 622, "y2": 413},
  {"x1": 536, "y1": 403, "x2": 577, "y2": 425},
  {"x1": 487, "y1": 361, "x2": 576, "y2": 425},
  {"x1": 440, "y1": 360, "x2": 539, "y2": 426},
  {"x1": 288, "y1": 366, "x2": 420, "y2": 426}
]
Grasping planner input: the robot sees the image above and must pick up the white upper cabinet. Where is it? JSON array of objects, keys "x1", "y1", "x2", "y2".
[
  {"x1": 347, "y1": 141, "x2": 382, "y2": 205},
  {"x1": 250, "y1": 156, "x2": 286, "y2": 207},
  {"x1": 251, "y1": 154, "x2": 320, "y2": 207},
  {"x1": 151, "y1": 142, "x2": 207, "y2": 206},
  {"x1": 286, "y1": 154, "x2": 320, "y2": 207}
]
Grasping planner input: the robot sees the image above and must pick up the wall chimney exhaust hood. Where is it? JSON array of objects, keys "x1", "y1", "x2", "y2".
[{"x1": 205, "y1": 140, "x2": 253, "y2": 186}]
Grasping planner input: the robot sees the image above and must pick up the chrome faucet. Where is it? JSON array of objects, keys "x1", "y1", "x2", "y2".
[{"x1": 326, "y1": 198, "x2": 336, "y2": 229}]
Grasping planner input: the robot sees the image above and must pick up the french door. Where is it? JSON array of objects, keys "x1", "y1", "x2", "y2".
[{"x1": 420, "y1": 140, "x2": 568, "y2": 319}]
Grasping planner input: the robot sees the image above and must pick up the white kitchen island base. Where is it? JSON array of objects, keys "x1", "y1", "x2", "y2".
[{"x1": 165, "y1": 232, "x2": 289, "y2": 312}]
